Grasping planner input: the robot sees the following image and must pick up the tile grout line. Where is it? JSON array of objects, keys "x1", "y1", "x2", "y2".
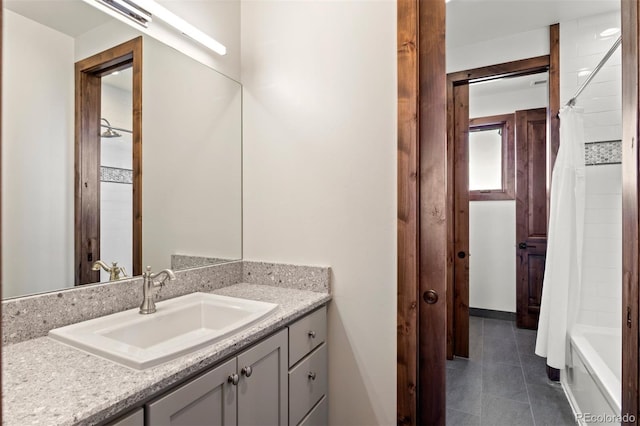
[{"x1": 514, "y1": 324, "x2": 537, "y2": 426}]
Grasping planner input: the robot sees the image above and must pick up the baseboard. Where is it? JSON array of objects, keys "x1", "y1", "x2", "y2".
[{"x1": 469, "y1": 307, "x2": 516, "y2": 321}]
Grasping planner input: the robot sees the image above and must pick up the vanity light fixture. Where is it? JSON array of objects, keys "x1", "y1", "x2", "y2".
[
  {"x1": 97, "y1": 0, "x2": 152, "y2": 27},
  {"x1": 94, "y1": 0, "x2": 227, "y2": 56}
]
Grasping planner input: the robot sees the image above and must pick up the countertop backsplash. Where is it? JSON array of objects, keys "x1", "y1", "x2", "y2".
[{"x1": 2, "y1": 260, "x2": 330, "y2": 345}]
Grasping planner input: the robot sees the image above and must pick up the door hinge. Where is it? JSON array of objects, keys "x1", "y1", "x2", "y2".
[{"x1": 627, "y1": 306, "x2": 632, "y2": 328}]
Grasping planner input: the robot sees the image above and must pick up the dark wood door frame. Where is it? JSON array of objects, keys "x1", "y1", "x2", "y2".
[
  {"x1": 445, "y1": 45, "x2": 559, "y2": 358},
  {"x1": 75, "y1": 37, "x2": 142, "y2": 285}
]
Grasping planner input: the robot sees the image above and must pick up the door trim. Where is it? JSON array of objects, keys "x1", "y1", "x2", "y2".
[{"x1": 74, "y1": 37, "x2": 142, "y2": 285}]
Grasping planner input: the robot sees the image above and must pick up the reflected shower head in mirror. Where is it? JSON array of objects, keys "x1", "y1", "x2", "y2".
[{"x1": 101, "y1": 118, "x2": 122, "y2": 138}]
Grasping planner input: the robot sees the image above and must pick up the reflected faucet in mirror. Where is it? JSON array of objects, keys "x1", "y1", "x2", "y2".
[
  {"x1": 140, "y1": 266, "x2": 176, "y2": 315},
  {"x1": 91, "y1": 260, "x2": 128, "y2": 281}
]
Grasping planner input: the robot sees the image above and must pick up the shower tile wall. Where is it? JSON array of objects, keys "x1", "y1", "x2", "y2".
[
  {"x1": 100, "y1": 83, "x2": 133, "y2": 282},
  {"x1": 561, "y1": 12, "x2": 622, "y2": 328}
]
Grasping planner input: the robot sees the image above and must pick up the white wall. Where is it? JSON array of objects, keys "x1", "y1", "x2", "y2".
[
  {"x1": 143, "y1": 36, "x2": 242, "y2": 270},
  {"x1": 241, "y1": 1, "x2": 397, "y2": 424},
  {"x1": 469, "y1": 201, "x2": 516, "y2": 312},
  {"x1": 2, "y1": 10, "x2": 75, "y2": 298},
  {"x1": 448, "y1": 27, "x2": 549, "y2": 73},
  {"x1": 560, "y1": 11, "x2": 622, "y2": 328}
]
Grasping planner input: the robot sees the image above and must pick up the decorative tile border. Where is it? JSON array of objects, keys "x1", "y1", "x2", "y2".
[
  {"x1": 585, "y1": 140, "x2": 621, "y2": 166},
  {"x1": 101, "y1": 166, "x2": 133, "y2": 184}
]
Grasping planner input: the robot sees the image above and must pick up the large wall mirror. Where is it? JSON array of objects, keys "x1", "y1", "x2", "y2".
[{"x1": 2, "y1": 0, "x2": 242, "y2": 298}]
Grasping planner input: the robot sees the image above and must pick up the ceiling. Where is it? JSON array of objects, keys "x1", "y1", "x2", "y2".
[
  {"x1": 5, "y1": 0, "x2": 110, "y2": 38},
  {"x1": 447, "y1": 0, "x2": 620, "y2": 48}
]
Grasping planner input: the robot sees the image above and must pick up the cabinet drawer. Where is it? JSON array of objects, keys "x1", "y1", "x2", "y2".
[
  {"x1": 288, "y1": 307, "x2": 326, "y2": 367},
  {"x1": 288, "y1": 343, "x2": 327, "y2": 426},
  {"x1": 298, "y1": 396, "x2": 327, "y2": 426}
]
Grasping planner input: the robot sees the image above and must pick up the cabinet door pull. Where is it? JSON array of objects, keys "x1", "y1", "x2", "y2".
[
  {"x1": 308, "y1": 330, "x2": 316, "y2": 338},
  {"x1": 308, "y1": 372, "x2": 316, "y2": 381},
  {"x1": 227, "y1": 373, "x2": 239, "y2": 385},
  {"x1": 241, "y1": 366, "x2": 253, "y2": 377}
]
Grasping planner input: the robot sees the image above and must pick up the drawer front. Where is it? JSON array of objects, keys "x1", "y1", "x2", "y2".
[
  {"x1": 298, "y1": 397, "x2": 328, "y2": 426},
  {"x1": 288, "y1": 344, "x2": 327, "y2": 426},
  {"x1": 288, "y1": 307, "x2": 326, "y2": 367}
]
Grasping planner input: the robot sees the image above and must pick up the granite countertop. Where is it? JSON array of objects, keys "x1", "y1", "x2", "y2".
[{"x1": 2, "y1": 283, "x2": 331, "y2": 426}]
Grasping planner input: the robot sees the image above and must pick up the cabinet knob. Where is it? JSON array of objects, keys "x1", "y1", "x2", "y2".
[
  {"x1": 308, "y1": 330, "x2": 316, "y2": 338},
  {"x1": 241, "y1": 366, "x2": 253, "y2": 378},
  {"x1": 227, "y1": 373, "x2": 239, "y2": 385},
  {"x1": 308, "y1": 372, "x2": 316, "y2": 381}
]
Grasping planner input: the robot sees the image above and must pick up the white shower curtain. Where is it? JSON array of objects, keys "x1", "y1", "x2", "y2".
[{"x1": 535, "y1": 106, "x2": 586, "y2": 369}]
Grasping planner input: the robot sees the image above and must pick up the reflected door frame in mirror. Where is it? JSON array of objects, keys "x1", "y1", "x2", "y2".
[{"x1": 75, "y1": 37, "x2": 142, "y2": 285}]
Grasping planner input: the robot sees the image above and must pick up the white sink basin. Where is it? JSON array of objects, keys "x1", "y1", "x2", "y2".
[{"x1": 48, "y1": 292, "x2": 278, "y2": 370}]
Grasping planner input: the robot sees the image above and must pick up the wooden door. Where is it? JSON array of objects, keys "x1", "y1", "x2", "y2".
[
  {"x1": 397, "y1": 0, "x2": 447, "y2": 424},
  {"x1": 237, "y1": 329, "x2": 288, "y2": 426},
  {"x1": 515, "y1": 107, "x2": 548, "y2": 330},
  {"x1": 146, "y1": 358, "x2": 237, "y2": 426}
]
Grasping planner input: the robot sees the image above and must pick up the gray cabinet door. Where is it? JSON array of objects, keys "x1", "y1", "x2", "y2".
[
  {"x1": 237, "y1": 329, "x2": 288, "y2": 426},
  {"x1": 147, "y1": 358, "x2": 237, "y2": 426},
  {"x1": 106, "y1": 408, "x2": 144, "y2": 426}
]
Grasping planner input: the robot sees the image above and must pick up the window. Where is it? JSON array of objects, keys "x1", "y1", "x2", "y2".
[{"x1": 468, "y1": 114, "x2": 515, "y2": 201}]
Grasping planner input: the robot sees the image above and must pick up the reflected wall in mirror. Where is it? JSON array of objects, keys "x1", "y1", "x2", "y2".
[{"x1": 1, "y1": 0, "x2": 242, "y2": 299}]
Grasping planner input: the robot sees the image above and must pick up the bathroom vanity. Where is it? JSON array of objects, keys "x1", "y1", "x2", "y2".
[
  {"x1": 111, "y1": 306, "x2": 327, "y2": 426},
  {"x1": 2, "y1": 261, "x2": 330, "y2": 426}
]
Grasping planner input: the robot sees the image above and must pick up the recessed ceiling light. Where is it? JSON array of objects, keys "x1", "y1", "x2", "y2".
[{"x1": 600, "y1": 27, "x2": 620, "y2": 38}]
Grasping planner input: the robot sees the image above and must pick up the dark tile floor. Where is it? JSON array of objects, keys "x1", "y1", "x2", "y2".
[{"x1": 446, "y1": 315, "x2": 575, "y2": 425}]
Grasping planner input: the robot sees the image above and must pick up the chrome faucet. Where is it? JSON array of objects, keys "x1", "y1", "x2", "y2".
[
  {"x1": 92, "y1": 260, "x2": 127, "y2": 281},
  {"x1": 139, "y1": 266, "x2": 176, "y2": 314}
]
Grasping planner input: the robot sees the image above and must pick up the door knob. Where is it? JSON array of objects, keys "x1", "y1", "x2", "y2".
[
  {"x1": 457, "y1": 251, "x2": 466, "y2": 259},
  {"x1": 423, "y1": 290, "x2": 439, "y2": 304},
  {"x1": 241, "y1": 366, "x2": 253, "y2": 377},
  {"x1": 519, "y1": 242, "x2": 536, "y2": 249}
]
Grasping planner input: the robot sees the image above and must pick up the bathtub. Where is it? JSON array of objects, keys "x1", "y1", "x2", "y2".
[{"x1": 562, "y1": 325, "x2": 621, "y2": 425}]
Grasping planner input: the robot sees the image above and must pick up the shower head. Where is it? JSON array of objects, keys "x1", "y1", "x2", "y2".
[{"x1": 101, "y1": 118, "x2": 122, "y2": 138}]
